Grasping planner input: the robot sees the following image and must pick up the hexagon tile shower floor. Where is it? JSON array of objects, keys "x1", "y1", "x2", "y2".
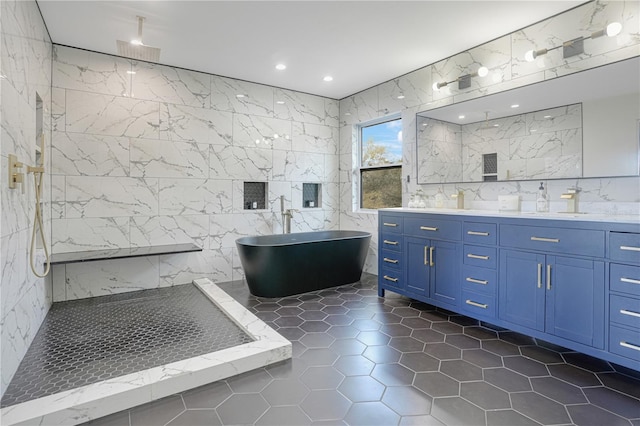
[{"x1": 0, "y1": 284, "x2": 253, "y2": 408}]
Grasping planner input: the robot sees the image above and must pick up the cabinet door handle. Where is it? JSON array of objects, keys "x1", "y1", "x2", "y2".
[
  {"x1": 383, "y1": 240, "x2": 399, "y2": 246},
  {"x1": 429, "y1": 246, "x2": 435, "y2": 267},
  {"x1": 424, "y1": 246, "x2": 429, "y2": 266},
  {"x1": 620, "y1": 309, "x2": 640, "y2": 319},
  {"x1": 467, "y1": 254, "x2": 489, "y2": 260},
  {"x1": 383, "y1": 275, "x2": 398, "y2": 283},
  {"x1": 547, "y1": 264, "x2": 552, "y2": 290},
  {"x1": 420, "y1": 226, "x2": 438, "y2": 231},
  {"x1": 531, "y1": 236, "x2": 560, "y2": 243},
  {"x1": 383, "y1": 258, "x2": 398, "y2": 264},
  {"x1": 465, "y1": 300, "x2": 488, "y2": 309},
  {"x1": 467, "y1": 231, "x2": 489, "y2": 236},
  {"x1": 621, "y1": 277, "x2": 640, "y2": 285},
  {"x1": 620, "y1": 341, "x2": 640, "y2": 352},
  {"x1": 383, "y1": 222, "x2": 398, "y2": 227},
  {"x1": 537, "y1": 263, "x2": 542, "y2": 288},
  {"x1": 620, "y1": 245, "x2": 640, "y2": 252},
  {"x1": 466, "y1": 277, "x2": 488, "y2": 285}
]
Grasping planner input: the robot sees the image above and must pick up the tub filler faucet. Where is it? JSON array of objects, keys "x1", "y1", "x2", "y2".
[{"x1": 280, "y1": 195, "x2": 299, "y2": 234}]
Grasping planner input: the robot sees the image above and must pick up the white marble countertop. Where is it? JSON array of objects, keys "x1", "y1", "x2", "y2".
[{"x1": 382, "y1": 208, "x2": 640, "y2": 224}]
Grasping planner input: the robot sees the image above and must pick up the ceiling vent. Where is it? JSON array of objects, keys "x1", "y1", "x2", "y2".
[{"x1": 116, "y1": 16, "x2": 161, "y2": 62}]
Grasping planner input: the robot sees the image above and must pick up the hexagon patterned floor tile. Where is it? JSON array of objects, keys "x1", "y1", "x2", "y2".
[{"x1": 29, "y1": 273, "x2": 640, "y2": 425}]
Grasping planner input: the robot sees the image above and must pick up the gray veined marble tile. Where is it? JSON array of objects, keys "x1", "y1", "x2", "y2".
[
  {"x1": 65, "y1": 90, "x2": 159, "y2": 139},
  {"x1": 1, "y1": 231, "x2": 28, "y2": 322},
  {"x1": 65, "y1": 176, "x2": 159, "y2": 218},
  {"x1": 325, "y1": 154, "x2": 340, "y2": 183},
  {"x1": 210, "y1": 212, "x2": 273, "y2": 249},
  {"x1": 51, "y1": 132, "x2": 130, "y2": 177},
  {"x1": 233, "y1": 114, "x2": 292, "y2": 150},
  {"x1": 51, "y1": 87, "x2": 65, "y2": 132},
  {"x1": 211, "y1": 75, "x2": 274, "y2": 117},
  {"x1": 378, "y1": 67, "x2": 431, "y2": 114},
  {"x1": 325, "y1": 99, "x2": 340, "y2": 128},
  {"x1": 158, "y1": 178, "x2": 232, "y2": 215},
  {"x1": 267, "y1": 181, "x2": 292, "y2": 213},
  {"x1": 1, "y1": 79, "x2": 36, "y2": 160},
  {"x1": 339, "y1": 87, "x2": 379, "y2": 125},
  {"x1": 272, "y1": 151, "x2": 324, "y2": 182},
  {"x1": 130, "y1": 138, "x2": 209, "y2": 178},
  {"x1": 292, "y1": 122, "x2": 338, "y2": 155},
  {"x1": 274, "y1": 89, "x2": 327, "y2": 125},
  {"x1": 159, "y1": 103, "x2": 233, "y2": 145},
  {"x1": 210, "y1": 145, "x2": 272, "y2": 180},
  {"x1": 51, "y1": 217, "x2": 130, "y2": 254},
  {"x1": 53, "y1": 45, "x2": 131, "y2": 96},
  {"x1": 51, "y1": 176, "x2": 66, "y2": 219},
  {"x1": 130, "y1": 215, "x2": 210, "y2": 249},
  {"x1": 509, "y1": 132, "x2": 563, "y2": 161},
  {"x1": 130, "y1": 61, "x2": 210, "y2": 107},
  {"x1": 159, "y1": 249, "x2": 232, "y2": 286}
]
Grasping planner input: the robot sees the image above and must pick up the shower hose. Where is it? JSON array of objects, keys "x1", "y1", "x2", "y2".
[{"x1": 29, "y1": 161, "x2": 50, "y2": 278}]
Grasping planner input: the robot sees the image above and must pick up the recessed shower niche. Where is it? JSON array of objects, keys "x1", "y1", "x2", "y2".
[
  {"x1": 302, "y1": 183, "x2": 321, "y2": 208},
  {"x1": 243, "y1": 181, "x2": 267, "y2": 210}
]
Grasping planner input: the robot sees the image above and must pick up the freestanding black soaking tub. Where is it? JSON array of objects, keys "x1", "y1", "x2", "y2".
[{"x1": 236, "y1": 230, "x2": 371, "y2": 297}]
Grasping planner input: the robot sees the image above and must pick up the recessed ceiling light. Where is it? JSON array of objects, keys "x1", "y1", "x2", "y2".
[
  {"x1": 276, "y1": 100, "x2": 285, "y2": 105},
  {"x1": 236, "y1": 94, "x2": 246, "y2": 98},
  {"x1": 511, "y1": 104, "x2": 520, "y2": 108},
  {"x1": 323, "y1": 76, "x2": 333, "y2": 82},
  {"x1": 493, "y1": 124, "x2": 500, "y2": 127},
  {"x1": 275, "y1": 64, "x2": 286, "y2": 71},
  {"x1": 458, "y1": 115, "x2": 465, "y2": 119},
  {"x1": 544, "y1": 115, "x2": 552, "y2": 119}
]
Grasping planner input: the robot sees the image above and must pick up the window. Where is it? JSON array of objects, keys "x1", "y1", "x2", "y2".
[{"x1": 359, "y1": 117, "x2": 402, "y2": 209}]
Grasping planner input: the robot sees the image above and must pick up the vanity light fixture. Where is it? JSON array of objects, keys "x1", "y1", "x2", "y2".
[
  {"x1": 525, "y1": 21, "x2": 622, "y2": 62},
  {"x1": 432, "y1": 66, "x2": 489, "y2": 91}
]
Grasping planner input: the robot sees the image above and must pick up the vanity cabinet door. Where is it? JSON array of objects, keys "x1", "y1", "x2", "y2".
[
  {"x1": 430, "y1": 240, "x2": 460, "y2": 307},
  {"x1": 499, "y1": 249, "x2": 545, "y2": 331},
  {"x1": 405, "y1": 236, "x2": 430, "y2": 297},
  {"x1": 545, "y1": 256, "x2": 605, "y2": 348}
]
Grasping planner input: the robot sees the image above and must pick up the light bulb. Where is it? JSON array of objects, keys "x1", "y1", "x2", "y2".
[
  {"x1": 275, "y1": 63, "x2": 286, "y2": 71},
  {"x1": 130, "y1": 39, "x2": 143, "y2": 46},
  {"x1": 255, "y1": 139, "x2": 261, "y2": 145},
  {"x1": 477, "y1": 66, "x2": 489, "y2": 77},
  {"x1": 432, "y1": 82, "x2": 441, "y2": 91},
  {"x1": 606, "y1": 22, "x2": 622, "y2": 37},
  {"x1": 273, "y1": 133, "x2": 279, "y2": 139},
  {"x1": 524, "y1": 50, "x2": 536, "y2": 62}
]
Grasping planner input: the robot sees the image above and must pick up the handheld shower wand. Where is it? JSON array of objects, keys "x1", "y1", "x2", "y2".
[{"x1": 27, "y1": 133, "x2": 50, "y2": 278}]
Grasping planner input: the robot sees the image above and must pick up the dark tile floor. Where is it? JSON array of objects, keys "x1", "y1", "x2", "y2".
[{"x1": 87, "y1": 273, "x2": 640, "y2": 426}]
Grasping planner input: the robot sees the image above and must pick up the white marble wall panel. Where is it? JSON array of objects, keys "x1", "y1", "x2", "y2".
[
  {"x1": 53, "y1": 45, "x2": 130, "y2": 96},
  {"x1": 509, "y1": 132, "x2": 563, "y2": 160},
  {"x1": 51, "y1": 176, "x2": 65, "y2": 219},
  {"x1": 378, "y1": 68, "x2": 431, "y2": 114},
  {"x1": 325, "y1": 154, "x2": 340, "y2": 183},
  {"x1": 210, "y1": 212, "x2": 273, "y2": 249},
  {"x1": 233, "y1": 114, "x2": 292, "y2": 150},
  {"x1": 527, "y1": 104, "x2": 582, "y2": 134},
  {"x1": 159, "y1": 103, "x2": 233, "y2": 145},
  {"x1": 65, "y1": 176, "x2": 158, "y2": 218},
  {"x1": 51, "y1": 217, "x2": 130, "y2": 253},
  {"x1": 273, "y1": 151, "x2": 324, "y2": 182},
  {"x1": 291, "y1": 210, "x2": 325, "y2": 233},
  {"x1": 51, "y1": 132, "x2": 130, "y2": 176},
  {"x1": 51, "y1": 87, "x2": 66, "y2": 132},
  {"x1": 340, "y1": 87, "x2": 379, "y2": 125},
  {"x1": 292, "y1": 122, "x2": 338, "y2": 155},
  {"x1": 325, "y1": 99, "x2": 340, "y2": 128},
  {"x1": 268, "y1": 181, "x2": 292, "y2": 213},
  {"x1": 274, "y1": 89, "x2": 326, "y2": 125},
  {"x1": 65, "y1": 90, "x2": 159, "y2": 139},
  {"x1": 131, "y1": 61, "x2": 210, "y2": 107},
  {"x1": 1, "y1": 231, "x2": 28, "y2": 323},
  {"x1": 1, "y1": 79, "x2": 35, "y2": 159},
  {"x1": 158, "y1": 178, "x2": 232, "y2": 215},
  {"x1": 211, "y1": 76, "x2": 274, "y2": 117},
  {"x1": 131, "y1": 139, "x2": 209, "y2": 178},
  {"x1": 159, "y1": 249, "x2": 231, "y2": 286},
  {"x1": 210, "y1": 145, "x2": 272, "y2": 180},
  {"x1": 63, "y1": 257, "x2": 160, "y2": 301},
  {"x1": 130, "y1": 215, "x2": 209, "y2": 249},
  {"x1": 544, "y1": 44, "x2": 640, "y2": 80},
  {"x1": 322, "y1": 182, "x2": 340, "y2": 213},
  {"x1": 1, "y1": 156, "x2": 30, "y2": 238}
]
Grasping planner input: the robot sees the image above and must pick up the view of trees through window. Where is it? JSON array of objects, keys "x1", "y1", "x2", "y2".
[{"x1": 360, "y1": 118, "x2": 402, "y2": 209}]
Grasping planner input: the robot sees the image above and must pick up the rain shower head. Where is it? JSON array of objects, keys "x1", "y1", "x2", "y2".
[{"x1": 116, "y1": 16, "x2": 161, "y2": 62}]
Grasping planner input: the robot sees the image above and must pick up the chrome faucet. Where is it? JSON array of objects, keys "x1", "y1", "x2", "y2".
[{"x1": 280, "y1": 195, "x2": 299, "y2": 234}]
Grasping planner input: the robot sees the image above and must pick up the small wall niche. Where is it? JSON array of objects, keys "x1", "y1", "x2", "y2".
[
  {"x1": 302, "y1": 183, "x2": 321, "y2": 208},
  {"x1": 244, "y1": 182, "x2": 267, "y2": 210}
]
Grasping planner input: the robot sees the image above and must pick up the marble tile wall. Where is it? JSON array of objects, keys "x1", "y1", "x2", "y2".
[
  {"x1": 0, "y1": 0, "x2": 53, "y2": 397},
  {"x1": 51, "y1": 45, "x2": 341, "y2": 300},
  {"x1": 339, "y1": 0, "x2": 640, "y2": 275}
]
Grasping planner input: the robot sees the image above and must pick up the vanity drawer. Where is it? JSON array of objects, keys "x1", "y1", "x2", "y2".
[
  {"x1": 464, "y1": 245, "x2": 497, "y2": 269},
  {"x1": 462, "y1": 265, "x2": 496, "y2": 295},
  {"x1": 380, "y1": 215, "x2": 403, "y2": 234},
  {"x1": 381, "y1": 249, "x2": 402, "y2": 271},
  {"x1": 500, "y1": 224, "x2": 604, "y2": 258},
  {"x1": 462, "y1": 290, "x2": 496, "y2": 318},
  {"x1": 404, "y1": 217, "x2": 461, "y2": 241},
  {"x1": 610, "y1": 263, "x2": 640, "y2": 296},
  {"x1": 464, "y1": 222, "x2": 497, "y2": 245},
  {"x1": 609, "y1": 325, "x2": 640, "y2": 362},
  {"x1": 380, "y1": 269, "x2": 402, "y2": 290},
  {"x1": 610, "y1": 294, "x2": 640, "y2": 329},
  {"x1": 381, "y1": 234, "x2": 403, "y2": 252},
  {"x1": 610, "y1": 232, "x2": 640, "y2": 264}
]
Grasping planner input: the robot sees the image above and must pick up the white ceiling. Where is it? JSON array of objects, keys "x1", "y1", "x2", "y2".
[{"x1": 37, "y1": 1, "x2": 585, "y2": 100}]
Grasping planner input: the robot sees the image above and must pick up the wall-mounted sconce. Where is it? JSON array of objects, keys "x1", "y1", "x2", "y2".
[
  {"x1": 255, "y1": 133, "x2": 290, "y2": 145},
  {"x1": 525, "y1": 22, "x2": 622, "y2": 62},
  {"x1": 432, "y1": 66, "x2": 489, "y2": 92}
]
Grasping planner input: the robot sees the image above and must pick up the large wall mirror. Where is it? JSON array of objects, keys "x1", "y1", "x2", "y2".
[{"x1": 416, "y1": 57, "x2": 640, "y2": 184}]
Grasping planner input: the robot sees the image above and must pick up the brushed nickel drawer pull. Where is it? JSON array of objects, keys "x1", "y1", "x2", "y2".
[
  {"x1": 620, "y1": 341, "x2": 640, "y2": 352},
  {"x1": 383, "y1": 240, "x2": 399, "y2": 246},
  {"x1": 621, "y1": 277, "x2": 640, "y2": 285},
  {"x1": 467, "y1": 231, "x2": 489, "y2": 236},
  {"x1": 383, "y1": 275, "x2": 398, "y2": 283},
  {"x1": 620, "y1": 309, "x2": 640, "y2": 319},
  {"x1": 466, "y1": 277, "x2": 488, "y2": 285},
  {"x1": 621, "y1": 245, "x2": 640, "y2": 252},
  {"x1": 467, "y1": 254, "x2": 490, "y2": 260},
  {"x1": 383, "y1": 258, "x2": 398, "y2": 264},
  {"x1": 531, "y1": 236, "x2": 560, "y2": 243},
  {"x1": 465, "y1": 300, "x2": 488, "y2": 309},
  {"x1": 547, "y1": 264, "x2": 552, "y2": 290},
  {"x1": 420, "y1": 226, "x2": 438, "y2": 231},
  {"x1": 424, "y1": 246, "x2": 429, "y2": 266},
  {"x1": 537, "y1": 263, "x2": 542, "y2": 289},
  {"x1": 429, "y1": 246, "x2": 435, "y2": 267}
]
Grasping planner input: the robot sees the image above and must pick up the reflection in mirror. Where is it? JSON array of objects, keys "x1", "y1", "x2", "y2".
[{"x1": 416, "y1": 57, "x2": 640, "y2": 184}]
